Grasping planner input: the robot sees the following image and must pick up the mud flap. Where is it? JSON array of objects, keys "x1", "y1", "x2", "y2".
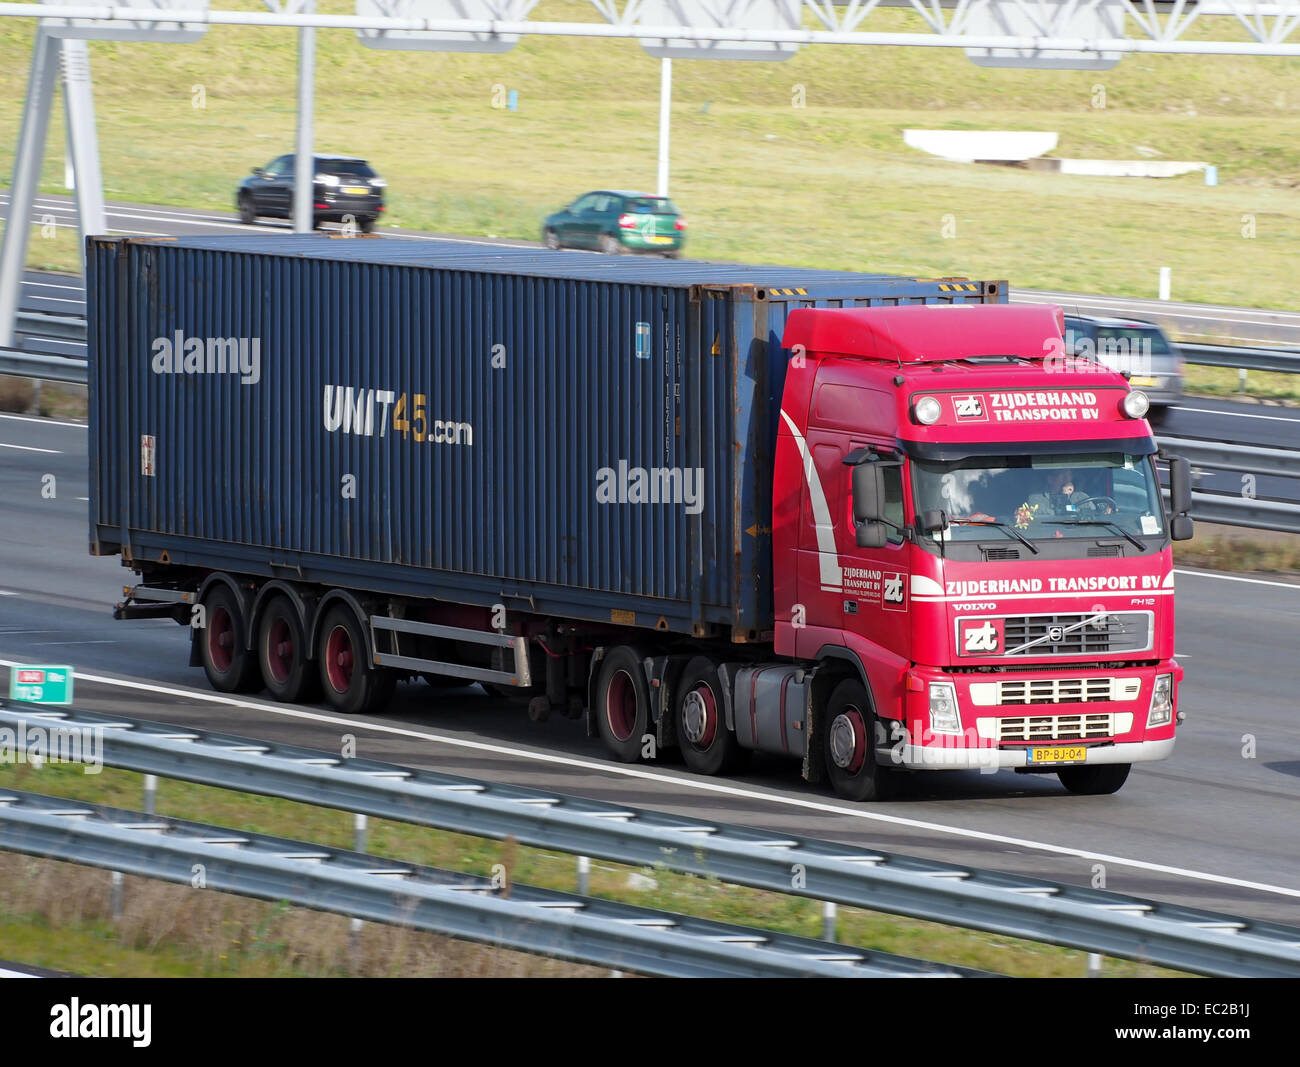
[{"x1": 802, "y1": 665, "x2": 833, "y2": 785}]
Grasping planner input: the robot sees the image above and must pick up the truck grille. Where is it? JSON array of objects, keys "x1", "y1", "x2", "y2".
[
  {"x1": 999, "y1": 676, "x2": 1114, "y2": 704},
  {"x1": 997, "y1": 713, "x2": 1115, "y2": 742},
  {"x1": 969, "y1": 676, "x2": 1143, "y2": 708},
  {"x1": 1001, "y1": 612, "x2": 1150, "y2": 656}
]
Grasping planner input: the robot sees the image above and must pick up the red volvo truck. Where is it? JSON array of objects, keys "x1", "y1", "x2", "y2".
[{"x1": 94, "y1": 237, "x2": 1192, "y2": 801}]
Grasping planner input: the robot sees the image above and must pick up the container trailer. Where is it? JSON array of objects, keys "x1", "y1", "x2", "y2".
[{"x1": 90, "y1": 235, "x2": 1192, "y2": 800}]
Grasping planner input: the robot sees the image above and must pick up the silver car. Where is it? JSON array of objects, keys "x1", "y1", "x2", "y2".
[{"x1": 1063, "y1": 315, "x2": 1184, "y2": 421}]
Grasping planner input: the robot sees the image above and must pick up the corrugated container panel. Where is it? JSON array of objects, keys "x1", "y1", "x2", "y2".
[{"x1": 89, "y1": 235, "x2": 1004, "y2": 636}]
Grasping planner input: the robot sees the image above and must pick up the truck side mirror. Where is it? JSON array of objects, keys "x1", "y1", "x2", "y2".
[
  {"x1": 1167, "y1": 456, "x2": 1194, "y2": 540},
  {"x1": 845, "y1": 450, "x2": 887, "y2": 548},
  {"x1": 851, "y1": 460, "x2": 884, "y2": 525},
  {"x1": 1169, "y1": 456, "x2": 1192, "y2": 516}
]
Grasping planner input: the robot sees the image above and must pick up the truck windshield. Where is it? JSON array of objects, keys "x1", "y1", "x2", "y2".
[{"x1": 911, "y1": 451, "x2": 1166, "y2": 545}]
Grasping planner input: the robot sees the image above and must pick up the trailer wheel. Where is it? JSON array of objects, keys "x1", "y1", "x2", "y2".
[
  {"x1": 199, "y1": 585, "x2": 263, "y2": 693},
  {"x1": 1057, "y1": 763, "x2": 1131, "y2": 795},
  {"x1": 317, "y1": 605, "x2": 395, "y2": 715},
  {"x1": 595, "y1": 646, "x2": 652, "y2": 763},
  {"x1": 822, "y1": 678, "x2": 898, "y2": 802},
  {"x1": 257, "y1": 596, "x2": 320, "y2": 704},
  {"x1": 675, "y1": 656, "x2": 746, "y2": 776}
]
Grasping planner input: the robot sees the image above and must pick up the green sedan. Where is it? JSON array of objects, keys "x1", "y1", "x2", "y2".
[{"x1": 542, "y1": 190, "x2": 686, "y2": 257}]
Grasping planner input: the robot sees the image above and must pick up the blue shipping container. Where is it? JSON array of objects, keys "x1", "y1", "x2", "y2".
[{"x1": 88, "y1": 236, "x2": 1004, "y2": 637}]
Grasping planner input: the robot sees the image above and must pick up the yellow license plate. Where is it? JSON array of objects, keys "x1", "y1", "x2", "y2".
[
  {"x1": 1027, "y1": 745, "x2": 1087, "y2": 764},
  {"x1": 1130, "y1": 376, "x2": 1158, "y2": 386},
  {"x1": 650, "y1": 235, "x2": 673, "y2": 245},
  {"x1": 343, "y1": 186, "x2": 369, "y2": 195}
]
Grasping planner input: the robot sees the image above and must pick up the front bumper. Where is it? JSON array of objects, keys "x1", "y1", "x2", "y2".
[{"x1": 885, "y1": 736, "x2": 1175, "y2": 771}]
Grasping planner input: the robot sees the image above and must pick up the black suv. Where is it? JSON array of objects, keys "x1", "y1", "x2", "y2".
[{"x1": 237, "y1": 154, "x2": 386, "y2": 232}]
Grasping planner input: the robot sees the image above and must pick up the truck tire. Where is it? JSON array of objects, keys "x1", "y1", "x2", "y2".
[
  {"x1": 317, "y1": 604, "x2": 395, "y2": 715},
  {"x1": 822, "y1": 678, "x2": 898, "y2": 802},
  {"x1": 595, "y1": 646, "x2": 652, "y2": 763},
  {"x1": 199, "y1": 584, "x2": 263, "y2": 694},
  {"x1": 675, "y1": 656, "x2": 747, "y2": 776},
  {"x1": 257, "y1": 596, "x2": 320, "y2": 704},
  {"x1": 1057, "y1": 763, "x2": 1131, "y2": 795}
]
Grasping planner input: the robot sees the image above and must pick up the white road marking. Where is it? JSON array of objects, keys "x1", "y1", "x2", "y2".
[
  {"x1": 1170, "y1": 405, "x2": 1300, "y2": 424},
  {"x1": 0, "y1": 442, "x2": 60, "y2": 454},
  {"x1": 0, "y1": 968, "x2": 38, "y2": 978},
  {"x1": 22, "y1": 337, "x2": 84, "y2": 349},
  {"x1": 20, "y1": 295, "x2": 84, "y2": 306},
  {"x1": 1174, "y1": 569, "x2": 1300, "y2": 591},
  {"x1": 0, "y1": 592, "x2": 18, "y2": 597},
  {"x1": 0, "y1": 413, "x2": 86, "y2": 429},
  {"x1": 25, "y1": 640, "x2": 118, "y2": 646},
  {"x1": 3, "y1": 658, "x2": 1296, "y2": 901}
]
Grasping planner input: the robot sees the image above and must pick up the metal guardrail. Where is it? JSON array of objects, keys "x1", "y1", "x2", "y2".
[
  {"x1": 1182, "y1": 494, "x2": 1300, "y2": 534},
  {"x1": 0, "y1": 347, "x2": 88, "y2": 383},
  {"x1": 1158, "y1": 436, "x2": 1300, "y2": 534},
  {"x1": 14, "y1": 311, "x2": 88, "y2": 344},
  {"x1": 0, "y1": 785, "x2": 982, "y2": 978},
  {"x1": 1162, "y1": 437, "x2": 1299, "y2": 478},
  {"x1": 1180, "y1": 342, "x2": 1300, "y2": 375},
  {"x1": 3, "y1": 703, "x2": 1298, "y2": 977}
]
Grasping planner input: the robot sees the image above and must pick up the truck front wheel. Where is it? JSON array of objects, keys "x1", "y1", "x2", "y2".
[
  {"x1": 676, "y1": 656, "x2": 747, "y2": 776},
  {"x1": 257, "y1": 596, "x2": 320, "y2": 704},
  {"x1": 1057, "y1": 764, "x2": 1131, "y2": 795},
  {"x1": 199, "y1": 585, "x2": 263, "y2": 694},
  {"x1": 317, "y1": 605, "x2": 395, "y2": 715},
  {"x1": 822, "y1": 678, "x2": 898, "y2": 802},
  {"x1": 595, "y1": 646, "x2": 652, "y2": 763}
]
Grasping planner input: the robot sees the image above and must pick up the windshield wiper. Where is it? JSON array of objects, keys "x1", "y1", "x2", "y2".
[
  {"x1": 948, "y1": 519, "x2": 1040, "y2": 554},
  {"x1": 1043, "y1": 518, "x2": 1147, "y2": 551}
]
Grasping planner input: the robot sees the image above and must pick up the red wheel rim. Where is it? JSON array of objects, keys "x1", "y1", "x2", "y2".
[
  {"x1": 266, "y1": 615, "x2": 293, "y2": 684},
  {"x1": 605, "y1": 670, "x2": 638, "y2": 742},
  {"x1": 682, "y1": 683, "x2": 718, "y2": 749},
  {"x1": 829, "y1": 705, "x2": 868, "y2": 775},
  {"x1": 325, "y1": 624, "x2": 354, "y2": 694},
  {"x1": 208, "y1": 606, "x2": 235, "y2": 673}
]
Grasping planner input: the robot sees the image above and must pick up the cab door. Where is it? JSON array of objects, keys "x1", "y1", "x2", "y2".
[{"x1": 794, "y1": 435, "x2": 911, "y2": 663}]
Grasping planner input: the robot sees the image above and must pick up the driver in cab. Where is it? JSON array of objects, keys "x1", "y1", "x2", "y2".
[{"x1": 1028, "y1": 468, "x2": 1109, "y2": 516}]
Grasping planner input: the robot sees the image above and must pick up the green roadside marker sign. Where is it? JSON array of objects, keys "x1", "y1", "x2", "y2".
[{"x1": 8, "y1": 665, "x2": 74, "y2": 705}]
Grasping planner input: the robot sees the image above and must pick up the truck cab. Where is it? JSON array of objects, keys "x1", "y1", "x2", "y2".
[{"x1": 772, "y1": 303, "x2": 1191, "y2": 799}]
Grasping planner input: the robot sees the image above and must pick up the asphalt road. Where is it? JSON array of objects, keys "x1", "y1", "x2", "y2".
[
  {"x1": 4, "y1": 188, "x2": 1300, "y2": 349},
  {"x1": 2, "y1": 413, "x2": 1299, "y2": 929}
]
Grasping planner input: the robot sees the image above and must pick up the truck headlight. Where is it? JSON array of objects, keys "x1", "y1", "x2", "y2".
[
  {"x1": 929, "y1": 682, "x2": 961, "y2": 734},
  {"x1": 1122, "y1": 391, "x2": 1150, "y2": 419},
  {"x1": 1147, "y1": 673, "x2": 1173, "y2": 727},
  {"x1": 914, "y1": 396, "x2": 942, "y2": 425}
]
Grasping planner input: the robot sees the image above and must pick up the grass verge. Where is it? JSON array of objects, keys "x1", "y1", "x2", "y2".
[{"x1": 0, "y1": 3, "x2": 1297, "y2": 308}]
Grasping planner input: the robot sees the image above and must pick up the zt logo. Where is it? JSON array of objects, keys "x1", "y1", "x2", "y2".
[
  {"x1": 882, "y1": 572, "x2": 906, "y2": 611},
  {"x1": 953, "y1": 395, "x2": 986, "y2": 421},
  {"x1": 961, "y1": 619, "x2": 1004, "y2": 654}
]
